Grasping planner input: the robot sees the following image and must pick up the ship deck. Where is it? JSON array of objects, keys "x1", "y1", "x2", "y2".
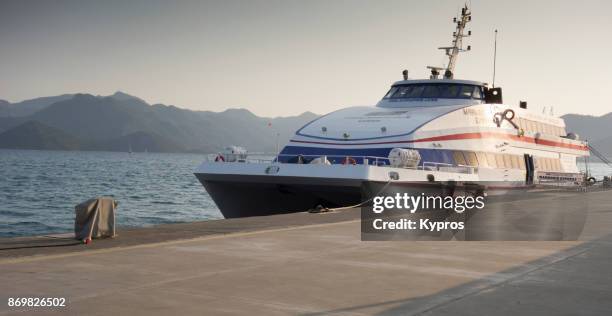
[{"x1": 1, "y1": 189, "x2": 612, "y2": 315}]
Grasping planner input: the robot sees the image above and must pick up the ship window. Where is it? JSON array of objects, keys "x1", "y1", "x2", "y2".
[
  {"x1": 464, "y1": 152, "x2": 478, "y2": 166},
  {"x1": 476, "y1": 152, "x2": 488, "y2": 168},
  {"x1": 550, "y1": 159, "x2": 556, "y2": 171},
  {"x1": 518, "y1": 156, "x2": 526, "y2": 170},
  {"x1": 422, "y1": 85, "x2": 441, "y2": 98},
  {"x1": 486, "y1": 153, "x2": 497, "y2": 167},
  {"x1": 549, "y1": 158, "x2": 555, "y2": 171},
  {"x1": 541, "y1": 158, "x2": 548, "y2": 171},
  {"x1": 523, "y1": 120, "x2": 530, "y2": 132},
  {"x1": 459, "y1": 85, "x2": 473, "y2": 98},
  {"x1": 529, "y1": 121, "x2": 538, "y2": 133},
  {"x1": 503, "y1": 154, "x2": 513, "y2": 169},
  {"x1": 472, "y1": 86, "x2": 482, "y2": 99},
  {"x1": 393, "y1": 86, "x2": 412, "y2": 98},
  {"x1": 510, "y1": 155, "x2": 521, "y2": 169},
  {"x1": 441, "y1": 85, "x2": 460, "y2": 98},
  {"x1": 384, "y1": 87, "x2": 399, "y2": 98},
  {"x1": 542, "y1": 158, "x2": 550, "y2": 171},
  {"x1": 453, "y1": 151, "x2": 467, "y2": 165},
  {"x1": 392, "y1": 86, "x2": 412, "y2": 98},
  {"x1": 525, "y1": 121, "x2": 533, "y2": 132},
  {"x1": 495, "y1": 154, "x2": 505, "y2": 168},
  {"x1": 407, "y1": 85, "x2": 425, "y2": 98},
  {"x1": 525, "y1": 119, "x2": 531, "y2": 131}
]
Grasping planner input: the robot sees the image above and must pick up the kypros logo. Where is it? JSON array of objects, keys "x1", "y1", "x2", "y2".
[{"x1": 372, "y1": 193, "x2": 485, "y2": 214}]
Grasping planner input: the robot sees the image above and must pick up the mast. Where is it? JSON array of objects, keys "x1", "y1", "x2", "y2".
[{"x1": 427, "y1": 5, "x2": 472, "y2": 79}]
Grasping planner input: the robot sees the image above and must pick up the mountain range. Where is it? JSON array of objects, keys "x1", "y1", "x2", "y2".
[
  {"x1": 0, "y1": 92, "x2": 610, "y2": 157},
  {"x1": 562, "y1": 113, "x2": 612, "y2": 157},
  {"x1": 0, "y1": 92, "x2": 318, "y2": 153}
]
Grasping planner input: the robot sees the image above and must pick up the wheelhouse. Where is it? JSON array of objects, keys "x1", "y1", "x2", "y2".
[{"x1": 383, "y1": 82, "x2": 484, "y2": 101}]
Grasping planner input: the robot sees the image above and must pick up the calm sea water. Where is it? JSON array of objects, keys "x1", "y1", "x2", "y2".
[
  {"x1": 0, "y1": 149, "x2": 221, "y2": 238},
  {"x1": 0, "y1": 149, "x2": 611, "y2": 237}
]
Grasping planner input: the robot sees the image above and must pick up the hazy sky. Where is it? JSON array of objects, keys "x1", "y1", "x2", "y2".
[{"x1": 1, "y1": 0, "x2": 611, "y2": 117}]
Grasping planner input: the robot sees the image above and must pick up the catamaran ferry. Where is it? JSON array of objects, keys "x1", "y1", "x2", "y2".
[{"x1": 195, "y1": 6, "x2": 589, "y2": 218}]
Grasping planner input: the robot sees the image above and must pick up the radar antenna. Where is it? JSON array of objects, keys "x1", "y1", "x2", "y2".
[{"x1": 427, "y1": 4, "x2": 472, "y2": 79}]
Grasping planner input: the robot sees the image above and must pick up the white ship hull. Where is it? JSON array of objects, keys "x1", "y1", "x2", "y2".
[{"x1": 195, "y1": 160, "x2": 531, "y2": 218}]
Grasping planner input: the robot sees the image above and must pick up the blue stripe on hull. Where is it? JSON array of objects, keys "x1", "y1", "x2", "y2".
[{"x1": 279, "y1": 145, "x2": 456, "y2": 165}]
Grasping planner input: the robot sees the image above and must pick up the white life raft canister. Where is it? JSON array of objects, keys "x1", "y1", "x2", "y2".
[{"x1": 388, "y1": 148, "x2": 421, "y2": 168}]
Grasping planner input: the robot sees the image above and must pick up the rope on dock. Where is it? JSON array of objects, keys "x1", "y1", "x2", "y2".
[
  {"x1": 309, "y1": 179, "x2": 394, "y2": 213},
  {"x1": 588, "y1": 144, "x2": 612, "y2": 168}
]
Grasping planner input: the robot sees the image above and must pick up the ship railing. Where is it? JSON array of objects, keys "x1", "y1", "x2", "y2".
[
  {"x1": 206, "y1": 153, "x2": 392, "y2": 165},
  {"x1": 423, "y1": 162, "x2": 476, "y2": 174},
  {"x1": 206, "y1": 153, "x2": 476, "y2": 174}
]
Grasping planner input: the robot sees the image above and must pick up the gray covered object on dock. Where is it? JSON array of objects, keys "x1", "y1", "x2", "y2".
[{"x1": 75, "y1": 197, "x2": 117, "y2": 240}]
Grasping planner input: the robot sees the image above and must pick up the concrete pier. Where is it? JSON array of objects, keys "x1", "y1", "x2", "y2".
[{"x1": 1, "y1": 190, "x2": 612, "y2": 315}]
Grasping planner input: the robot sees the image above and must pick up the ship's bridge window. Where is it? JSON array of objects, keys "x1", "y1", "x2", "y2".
[
  {"x1": 384, "y1": 87, "x2": 399, "y2": 98},
  {"x1": 383, "y1": 83, "x2": 484, "y2": 101},
  {"x1": 471, "y1": 86, "x2": 483, "y2": 99}
]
